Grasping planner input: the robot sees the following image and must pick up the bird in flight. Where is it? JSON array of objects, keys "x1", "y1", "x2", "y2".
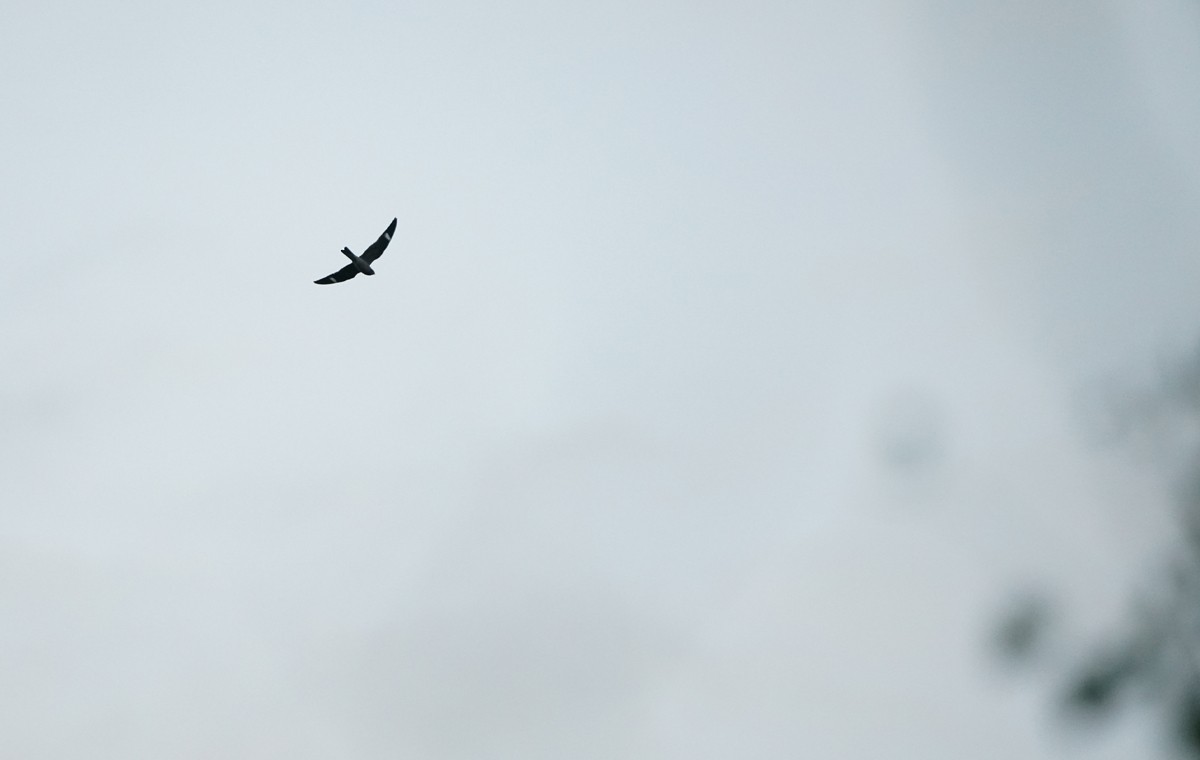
[{"x1": 314, "y1": 217, "x2": 398, "y2": 284}]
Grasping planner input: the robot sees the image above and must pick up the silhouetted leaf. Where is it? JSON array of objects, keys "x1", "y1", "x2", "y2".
[
  {"x1": 1175, "y1": 682, "x2": 1200, "y2": 757},
  {"x1": 1063, "y1": 649, "x2": 1140, "y2": 716}
]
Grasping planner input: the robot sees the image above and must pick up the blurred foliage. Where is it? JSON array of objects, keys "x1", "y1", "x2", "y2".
[
  {"x1": 993, "y1": 593, "x2": 1051, "y2": 663},
  {"x1": 997, "y1": 340, "x2": 1200, "y2": 758}
]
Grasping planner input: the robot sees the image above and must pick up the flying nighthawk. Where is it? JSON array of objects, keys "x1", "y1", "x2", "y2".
[{"x1": 314, "y1": 217, "x2": 398, "y2": 284}]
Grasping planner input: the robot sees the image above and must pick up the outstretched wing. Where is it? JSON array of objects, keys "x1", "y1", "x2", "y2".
[
  {"x1": 314, "y1": 262, "x2": 360, "y2": 285},
  {"x1": 361, "y1": 217, "x2": 398, "y2": 264}
]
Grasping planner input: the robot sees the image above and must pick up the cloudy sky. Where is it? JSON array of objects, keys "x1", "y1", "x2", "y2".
[{"x1": 3, "y1": 1, "x2": 1200, "y2": 757}]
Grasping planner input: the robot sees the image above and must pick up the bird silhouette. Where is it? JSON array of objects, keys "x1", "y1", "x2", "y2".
[{"x1": 314, "y1": 218, "x2": 398, "y2": 284}]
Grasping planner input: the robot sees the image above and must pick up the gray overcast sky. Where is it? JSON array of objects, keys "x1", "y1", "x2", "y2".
[{"x1": 3, "y1": 1, "x2": 1200, "y2": 757}]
